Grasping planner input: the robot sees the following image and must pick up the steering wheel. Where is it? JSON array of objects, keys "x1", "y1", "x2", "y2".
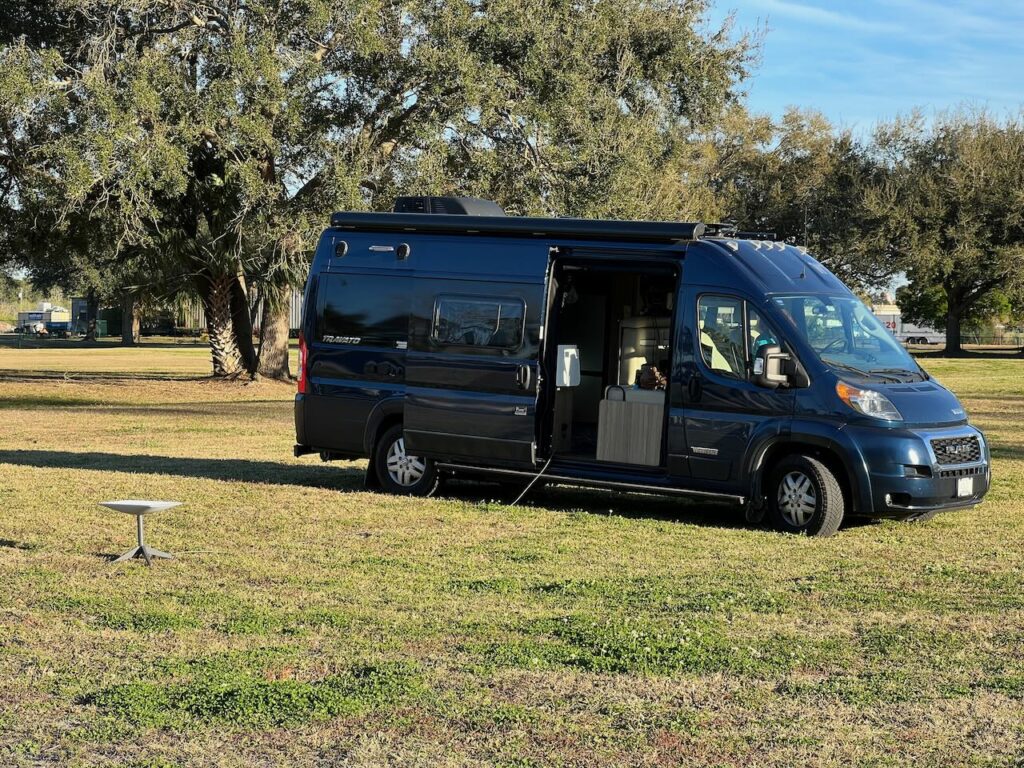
[{"x1": 820, "y1": 337, "x2": 846, "y2": 353}]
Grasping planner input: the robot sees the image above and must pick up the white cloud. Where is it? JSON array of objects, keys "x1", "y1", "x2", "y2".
[{"x1": 742, "y1": 0, "x2": 900, "y2": 33}]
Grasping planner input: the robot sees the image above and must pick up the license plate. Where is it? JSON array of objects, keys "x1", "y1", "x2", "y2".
[{"x1": 957, "y1": 477, "x2": 974, "y2": 497}]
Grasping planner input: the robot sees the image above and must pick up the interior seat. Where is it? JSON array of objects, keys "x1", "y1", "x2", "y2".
[
  {"x1": 699, "y1": 320, "x2": 733, "y2": 371},
  {"x1": 619, "y1": 345, "x2": 648, "y2": 386}
]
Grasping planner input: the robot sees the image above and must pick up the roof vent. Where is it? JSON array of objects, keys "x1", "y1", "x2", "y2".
[{"x1": 393, "y1": 196, "x2": 506, "y2": 216}]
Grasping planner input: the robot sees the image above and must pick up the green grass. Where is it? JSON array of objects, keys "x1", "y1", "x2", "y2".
[
  {"x1": 0, "y1": 344, "x2": 1022, "y2": 766},
  {"x1": 80, "y1": 660, "x2": 424, "y2": 727}
]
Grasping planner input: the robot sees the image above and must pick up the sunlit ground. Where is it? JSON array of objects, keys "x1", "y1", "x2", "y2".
[{"x1": 0, "y1": 343, "x2": 1021, "y2": 766}]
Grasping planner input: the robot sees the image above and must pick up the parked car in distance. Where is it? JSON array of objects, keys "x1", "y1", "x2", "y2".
[{"x1": 293, "y1": 197, "x2": 990, "y2": 536}]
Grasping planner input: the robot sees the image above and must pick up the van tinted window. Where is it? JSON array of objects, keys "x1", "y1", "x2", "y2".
[
  {"x1": 433, "y1": 296, "x2": 524, "y2": 349},
  {"x1": 319, "y1": 274, "x2": 407, "y2": 345}
]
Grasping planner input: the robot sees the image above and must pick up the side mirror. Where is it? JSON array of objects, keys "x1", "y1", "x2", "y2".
[
  {"x1": 753, "y1": 344, "x2": 790, "y2": 389},
  {"x1": 555, "y1": 344, "x2": 580, "y2": 387}
]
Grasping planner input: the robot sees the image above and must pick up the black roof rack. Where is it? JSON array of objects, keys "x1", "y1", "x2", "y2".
[
  {"x1": 329, "y1": 211, "x2": 706, "y2": 243},
  {"x1": 733, "y1": 230, "x2": 778, "y2": 241},
  {"x1": 703, "y1": 223, "x2": 778, "y2": 241},
  {"x1": 393, "y1": 196, "x2": 506, "y2": 216}
]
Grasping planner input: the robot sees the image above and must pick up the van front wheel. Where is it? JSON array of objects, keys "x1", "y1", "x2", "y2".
[
  {"x1": 768, "y1": 455, "x2": 844, "y2": 536},
  {"x1": 374, "y1": 424, "x2": 438, "y2": 496}
]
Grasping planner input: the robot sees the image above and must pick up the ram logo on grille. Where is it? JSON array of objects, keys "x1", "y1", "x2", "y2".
[{"x1": 931, "y1": 436, "x2": 981, "y2": 465}]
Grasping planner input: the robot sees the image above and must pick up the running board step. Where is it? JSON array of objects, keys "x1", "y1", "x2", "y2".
[{"x1": 437, "y1": 463, "x2": 745, "y2": 504}]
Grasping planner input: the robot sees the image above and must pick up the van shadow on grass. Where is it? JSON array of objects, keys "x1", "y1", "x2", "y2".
[
  {"x1": 436, "y1": 477, "x2": 761, "y2": 530},
  {"x1": 0, "y1": 450, "x2": 878, "y2": 532},
  {"x1": 437, "y1": 478, "x2": 884, "y2": 531},
  {"x1": 0, "y1": 449, "x2": 364, "y2": 491}
]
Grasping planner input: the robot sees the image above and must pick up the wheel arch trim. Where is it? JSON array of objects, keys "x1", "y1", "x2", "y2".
[
  {"x1": 748, "y1": 427, "x2": 870, "y2": 514},
  {"x1": 363, "y1": 397, "x2": 405, "y2": 455}
]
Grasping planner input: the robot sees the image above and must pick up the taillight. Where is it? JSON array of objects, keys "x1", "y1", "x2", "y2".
[{"x1": 297, "y1": 332, "x2": 309, "y2": 394}]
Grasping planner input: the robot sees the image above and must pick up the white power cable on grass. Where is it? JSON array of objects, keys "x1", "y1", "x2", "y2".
[{"x1": 509, "y1": 454, "x2": 555, "y2": 507}]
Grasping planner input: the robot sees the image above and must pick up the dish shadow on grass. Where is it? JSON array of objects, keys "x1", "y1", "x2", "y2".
[
  {"x1": 0, "y1": 449, "x2": 365, "y2": 490},
  {"x1": 0, "y1": 538, "x2": 40, "y2": 550}
]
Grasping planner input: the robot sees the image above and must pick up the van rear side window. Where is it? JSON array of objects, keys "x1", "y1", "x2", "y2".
[
  {"x1": 319, "y1": 274, "x2": 407, "y2": 346},
  {"x1": 432, "y1": 296, "x2": 524, "y2": 349}
]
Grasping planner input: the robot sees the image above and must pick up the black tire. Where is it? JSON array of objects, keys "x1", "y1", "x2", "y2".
[
  {"x1": 767, "y1": 455, "x2": 845, "y2": 536},
  {"x1": 373, "y1": 424, "x2": 438, "y2": 496}
]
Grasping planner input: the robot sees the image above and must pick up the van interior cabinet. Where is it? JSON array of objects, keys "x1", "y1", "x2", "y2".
[
  {"x1": 596, "y1": 387, "x2": 664, "y2": 465},
  {"x1": 553, "y1": 388, "x2": 574, "y2": 452}
]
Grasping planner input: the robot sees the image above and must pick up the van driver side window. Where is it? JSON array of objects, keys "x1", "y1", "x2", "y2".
[{"x1": 698, "y1": 295, "x2": 778, "y2": 380}]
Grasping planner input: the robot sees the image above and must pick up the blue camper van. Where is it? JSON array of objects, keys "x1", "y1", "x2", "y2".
[{"x1": 293, "y1": 197, "x2": 990, "y2": 536}]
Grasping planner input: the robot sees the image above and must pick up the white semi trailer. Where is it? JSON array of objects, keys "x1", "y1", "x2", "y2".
[{"x1": 871, "y1": 304, "x2": 945, "y2": 345}]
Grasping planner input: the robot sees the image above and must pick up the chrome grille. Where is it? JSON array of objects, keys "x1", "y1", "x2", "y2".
[{"x1": 931, "y1": 436, "x2": 981, "y2": 465}]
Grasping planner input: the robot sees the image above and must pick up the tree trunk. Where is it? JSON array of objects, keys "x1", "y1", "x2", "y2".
[
  {"x1": 248, "y1": 283, "x2": 262, "y2": 335},
  {"x1": 121, "y1": 291, "x2": 141, "y2": 345},
  {"x1": 944, "y1": 304, "x2": 963, "y2": 357},
  {"x1": 257, "y1": 284, "x2": 293, "y2": 380},
  {"x1": 230, "y1": 271, "x2": 258, "y2": 376},
  {"x1": 205, "y1": 274, "x2": 243, "y2": 377},
  {"x1": 83, "y1": 289, "x2": 99, "y2": 342}
]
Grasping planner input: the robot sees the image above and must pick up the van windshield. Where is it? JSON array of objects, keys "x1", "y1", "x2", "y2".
[{"x1": 773, "y1": 295, "x2": 925, "y2": 383}]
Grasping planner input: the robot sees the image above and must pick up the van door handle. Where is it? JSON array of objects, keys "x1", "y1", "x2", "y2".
[
  {"x1": 516, "y1": 364, "x2": 532, "y2": 390},
  {"x1": 687, "y1": 375, "x2": 702, "y2": 403}
]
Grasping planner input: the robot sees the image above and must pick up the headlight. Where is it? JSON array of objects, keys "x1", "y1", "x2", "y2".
[{"x1": 836, "y1": 381, "x2": 902, "y2": 420}]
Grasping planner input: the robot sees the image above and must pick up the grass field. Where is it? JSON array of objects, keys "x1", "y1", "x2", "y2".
[{"x1": 0, "y1": 342, "x2": 1022, "y2": 767}]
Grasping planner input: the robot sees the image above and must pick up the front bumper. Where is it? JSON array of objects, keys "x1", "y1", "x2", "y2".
[{"x1": 845, "y1": 424, "x2": 991, "y2": 518}]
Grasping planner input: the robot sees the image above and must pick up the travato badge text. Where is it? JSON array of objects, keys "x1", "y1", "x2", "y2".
[{"x1": 323, "y1": 335, "x2": 361, "y2": 344}]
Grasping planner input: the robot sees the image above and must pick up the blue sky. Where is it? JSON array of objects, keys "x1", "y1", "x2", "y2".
[{"x1": 708, "y1": 0, "x2": 1024, "y2": 132}]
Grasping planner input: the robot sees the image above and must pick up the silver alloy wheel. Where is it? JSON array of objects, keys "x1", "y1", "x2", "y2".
[
  {"x1": 777, "y1": 470, "x2": 817, "y2": 527},
  {"x1": 385, "y1": 436, "x2": 426, "y2": 487}
]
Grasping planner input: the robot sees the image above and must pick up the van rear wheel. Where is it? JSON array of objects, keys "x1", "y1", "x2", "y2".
[
  {"x1": 768, "y1": 455, "x2": 844, "y2": 536},
  {"x1": 374, "y1": 424, "x2": 438, "y2": 496}
]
